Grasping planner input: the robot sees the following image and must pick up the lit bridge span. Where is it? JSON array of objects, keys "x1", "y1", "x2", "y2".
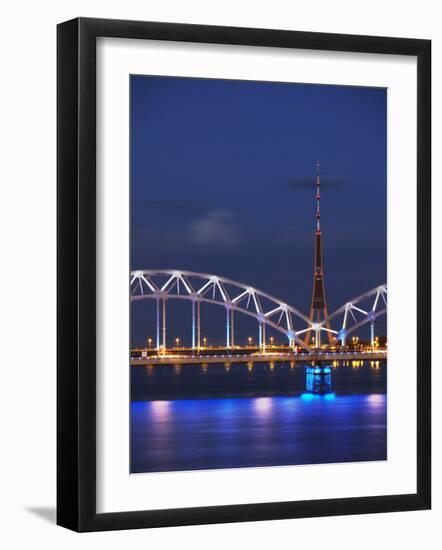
[{"x1": 130, "y1": 269, "x2": 387, "y2": 353}]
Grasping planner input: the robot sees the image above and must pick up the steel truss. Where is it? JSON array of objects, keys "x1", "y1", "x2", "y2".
[{"x1": 130, "y1": 270, "x2": 387, "y2": 352}]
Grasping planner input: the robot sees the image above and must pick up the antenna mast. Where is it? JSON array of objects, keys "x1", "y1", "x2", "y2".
[{"x1": 305, "y1": 161, "x2": 333, "y2": 347}]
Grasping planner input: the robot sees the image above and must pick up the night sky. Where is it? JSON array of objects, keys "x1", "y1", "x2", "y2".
[{"x1": 130, "y1": 75, "x2": 386, "y2": 347}]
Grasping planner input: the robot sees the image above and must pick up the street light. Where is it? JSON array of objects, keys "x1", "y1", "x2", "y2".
[
  {"x1": 270, "y1": 336, "x2": 274, "y2": 347},
  {"x1": 203, "y1": 337, "x2": 207, "y2": 347},
  {"x1": 175, "y1": 337, "x2": 180, "y2": 348},
  {"x1": 248, "y1": 336, "x2": 252, "y2": 346},
  {"x1": 147, "y1": 337, "x2": 152, "y2": 349}
]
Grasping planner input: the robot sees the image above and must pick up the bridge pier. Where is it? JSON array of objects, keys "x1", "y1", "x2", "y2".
[
  {"x1": 191, "y1": 299, "x2": 196, "y2": 350},
  {"x1": 305, "y1": 365, "x2": 332, "y2": 395},
  {"x1": 286, "y1": 329, "x2": 296, "y2": 352},
  {"x1": 258, "y1": 322, "x2": 265, "y2": 353},
  {"x1": 338, "y1": 329, "x2": 347, "y2": 348},
  {"x1": 315, "y1": 327, "x2": 321, "y2": 348},
  {"x1": 162, "y1": 298, "x2": 167, "y2": 350},
  {"x1": 197, "y1": 300, "x2": 201, "y2": 349},
  {"x1": 370, "y1": 321, "x2": 375, "y2": 351},
  {"x1": 156, "y1": 297, "x2": 160, "y2": 350},
  {"x1": 226, "y1": 306, "x2": 230, "y2": 348},
  {"x1": 231, "y1": 308, "x2": 234, "y2": 348}
]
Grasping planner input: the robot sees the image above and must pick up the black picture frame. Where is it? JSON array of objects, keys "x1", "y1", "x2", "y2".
[{"x1": 57, "y1": 17, "x2": 431, "y2": 532}]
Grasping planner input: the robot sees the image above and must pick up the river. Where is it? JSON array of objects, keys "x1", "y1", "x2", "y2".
[{"x1": 130, "y1": 360, "x2": 386, "y2": 473}]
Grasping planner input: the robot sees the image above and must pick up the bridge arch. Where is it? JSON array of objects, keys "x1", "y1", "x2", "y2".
[
  {"x1": 130, "y1": 269, "x2": 313, "y2": 350},
  {"x1": 130, "y1": 270, "x2": 387, "y2": 352},
  {"x1": 321, "y1": 285, "x2": 387, "y2": 347}
]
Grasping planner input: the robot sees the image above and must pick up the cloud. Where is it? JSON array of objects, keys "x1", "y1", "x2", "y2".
[
  {"x1": 133, "y1": 197, "x2": 203, "y2": 221},
  {"x1": 187, "y1": 209, "x2": 243, "y2": 248},
  {"x1": 285, "y1": 176, "x2": 348, "y2": 191}
]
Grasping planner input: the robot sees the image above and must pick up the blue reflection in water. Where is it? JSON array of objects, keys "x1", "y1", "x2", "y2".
[
  {"x1": 324, "y1": 393, "x2": 336, "y2": 400},
  {"x1": 130, "y1": 393, "x2": 387, "y2": 473}
]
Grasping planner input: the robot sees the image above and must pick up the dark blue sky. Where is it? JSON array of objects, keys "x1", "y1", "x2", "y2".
[{"x1": 130, "y1": 75, "x2": 386, "y2": 346}]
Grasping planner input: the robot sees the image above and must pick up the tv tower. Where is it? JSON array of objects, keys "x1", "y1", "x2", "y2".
[{"x1": 305, "y1": 161, "x2": 333, "y2": 347}]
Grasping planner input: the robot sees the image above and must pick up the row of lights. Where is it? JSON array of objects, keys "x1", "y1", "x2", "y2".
[
  {"x1": 146, "y1": 336, "x2": 277, "y2": 348},
  {"x1": 145, "y1": 336, "x2": 385, "y2": 350}
]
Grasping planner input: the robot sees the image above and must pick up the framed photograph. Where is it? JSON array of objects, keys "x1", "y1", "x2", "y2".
[{"x1": 57, "y1": 17, "x2": 431, "y2": 531}]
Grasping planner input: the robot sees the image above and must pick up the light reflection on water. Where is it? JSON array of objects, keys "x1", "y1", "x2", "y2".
[
  {"x1": 253, "y1": 396, "x2": 273, "y2": 414},
  {"x1": 150, "y1": 400, "x2": 171, "y2": 420},
  {"x1": 131, "y1": 392, "x2": 387, "y2": 474}
]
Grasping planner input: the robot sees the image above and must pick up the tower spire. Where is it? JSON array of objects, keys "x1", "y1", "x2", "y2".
[
  {"x1": 305, "y1": 161, "x2": 333, "y2": 347},
  {"x1": 316, "y1": 160, "x2": 321, "y2": 233}
]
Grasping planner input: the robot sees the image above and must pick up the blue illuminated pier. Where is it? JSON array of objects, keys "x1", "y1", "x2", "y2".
[{"x1": 305, "y1": 365, "x2": 332, "y2": 395}]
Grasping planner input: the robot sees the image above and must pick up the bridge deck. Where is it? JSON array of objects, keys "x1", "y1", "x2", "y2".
[{"x1": 131, "y1": 351, "x2": 386, "y2": 366}]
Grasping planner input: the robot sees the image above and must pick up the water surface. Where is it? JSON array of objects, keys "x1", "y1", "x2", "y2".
[{"x1": 130, "y1": 361, "x2": 386, "y2": 473}]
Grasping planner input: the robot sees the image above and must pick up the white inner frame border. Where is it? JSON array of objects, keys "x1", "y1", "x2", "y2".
[{"x1": 96, "y1": 37, "x2": 417, "y2": 513}]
